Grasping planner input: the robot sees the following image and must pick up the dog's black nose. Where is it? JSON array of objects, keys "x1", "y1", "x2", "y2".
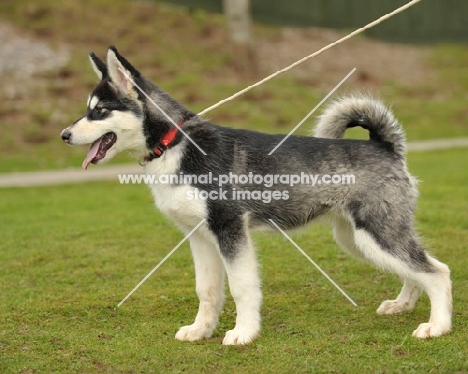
[{"x1": 61, "y1": 129, "x2": 71, "y2": 143}]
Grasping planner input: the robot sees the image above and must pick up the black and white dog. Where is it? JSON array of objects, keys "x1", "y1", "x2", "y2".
[{"x1": 61, "y1": 46, "x2": 452, "y2": 344}]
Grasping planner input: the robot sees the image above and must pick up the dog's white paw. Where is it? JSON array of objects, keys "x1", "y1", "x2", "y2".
[
  {"x1": 377, "y1": 300, "x2": 413, "y2": 315},
  {"x1": 222, "y1": 328, "x2": 259, "y2": 345},
  {"x1": 412, "y1": 322, "x2": 451, "y2": 339},
  {"x1": 175, "y1": 323, "x2": 214, "y2": 342}
]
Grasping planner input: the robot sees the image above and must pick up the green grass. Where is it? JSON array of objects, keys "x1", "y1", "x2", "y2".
[
  {"x1": 1, "y1": 0, "x2": 468, "y2": 372},
  {"x1": 1, "y1": 148, "x2": 467, "y2": 373}
]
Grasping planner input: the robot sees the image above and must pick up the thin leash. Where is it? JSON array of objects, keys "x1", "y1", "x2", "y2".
[{"x1": 197, "y1": 0, "x2": 423, "y2": 117}]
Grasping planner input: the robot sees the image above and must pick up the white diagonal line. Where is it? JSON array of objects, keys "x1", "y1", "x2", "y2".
[
  {"x1": 268, "y1": 68, "x2": 356, "y2": 155},
  {"x1": 117, "y1": 219, "x2": 206, "y2": 307},
  {"x1": 198, "y1": 0, "x2": 422, "y2": 117},
  {"x1": 268, "y1": 219, "x2": 357, "y2": 306},
  {"x1": 118, "y1": 67, "x2": 207, "y2": 156}
]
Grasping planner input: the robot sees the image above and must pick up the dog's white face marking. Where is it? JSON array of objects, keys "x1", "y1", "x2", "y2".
[
  {"x1": 64, "y1": 110, "x2": 147, "y2": 164},
  {"x1": 86, "y1": 95, "x2": 91, "y2": 107},
  {"x1": 89, "y1": 96, "x2": 99, "y2": 111}
]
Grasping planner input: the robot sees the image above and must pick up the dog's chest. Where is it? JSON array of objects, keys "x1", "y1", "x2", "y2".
[
  {"x1": 149, "y1": 183, "x2": 206, "y2": 226},
  {"x1": 144, "y1": 148, "x2": 206, "y2": 229}
]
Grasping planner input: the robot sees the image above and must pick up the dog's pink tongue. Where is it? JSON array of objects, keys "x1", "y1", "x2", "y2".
[{"x1": 82, "y1": 139, "x2": 102, "y2": 170}]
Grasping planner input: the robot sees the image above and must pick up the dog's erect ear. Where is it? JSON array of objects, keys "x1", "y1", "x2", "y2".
[
  {"x1": 106, "y1": 46, "x2": 140, "y2": 97},
  {"x1": 89, "y1": 52, "x2": 108, "y2": 80}
]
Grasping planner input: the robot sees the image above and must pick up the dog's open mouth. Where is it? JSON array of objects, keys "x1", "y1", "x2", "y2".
[{"x1": 82, "y1": 132, "x2": 117, "y2": 170}]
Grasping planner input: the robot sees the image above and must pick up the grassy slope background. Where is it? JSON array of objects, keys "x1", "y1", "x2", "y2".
[
  {"x1": 0, "y1": 0, "x2": 467, "y2": 172},
  {"x1": 0, "y1": 0, "x2": 467, "y2": 373}
]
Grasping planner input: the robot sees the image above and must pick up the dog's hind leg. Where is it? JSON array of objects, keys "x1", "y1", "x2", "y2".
[
  {"x1": 333, "y1": 215, "x2": 365, "y2": 259},
  {"x1": 352, "y1": 228, "x2": 452, "y2": 338},
  {"x1": 334, "y1": 216, "x2": 425, "y2": 315},
  {"x1": 175, "y1": 231, "x2": 225, "y2": 342},
  {"x1": 411, "y1": 255, "x2": 452, "y2": 338},
  {"x1": 377, "y1": 278, "x2": 423, "y2": 315}
]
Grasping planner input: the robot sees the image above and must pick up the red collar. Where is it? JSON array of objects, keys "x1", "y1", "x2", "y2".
[{"x1": 144, "y1": 120, "x2": 182, "y2": 162}]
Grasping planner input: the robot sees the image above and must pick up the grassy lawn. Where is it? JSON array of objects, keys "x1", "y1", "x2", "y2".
[
  {"x1": 1, "y1": 148, "x2": 467, "y2": 373},
  {"x1": 1, "y1": 0, "x2": 468, "y2": 372}
]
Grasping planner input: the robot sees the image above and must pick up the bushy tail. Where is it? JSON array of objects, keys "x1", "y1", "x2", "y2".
[{"x1": 314, "y1": 96, "x2": 406, "y2": 157}]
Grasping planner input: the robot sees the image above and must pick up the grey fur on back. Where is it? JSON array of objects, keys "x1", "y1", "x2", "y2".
[{"x1": 314, "y1": 96, "x2": 406, "y2": 157}]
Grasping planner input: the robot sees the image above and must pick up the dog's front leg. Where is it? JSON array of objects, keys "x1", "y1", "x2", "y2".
[
  {"x1": 175, "y1": 232, "x2": 225, "y2": 342},
  {"x1": 221, "y1": 233, "x2": 262, "y2": 345}
]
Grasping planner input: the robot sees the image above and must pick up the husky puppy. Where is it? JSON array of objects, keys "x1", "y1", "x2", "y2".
[{"x1": 61, "y1": 46, "x2": 452, "y2": 345}]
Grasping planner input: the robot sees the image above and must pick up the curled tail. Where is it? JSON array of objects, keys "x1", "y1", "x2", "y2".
[{"x1": 314, "y1": 96, "x2": 406, "y2": 157}]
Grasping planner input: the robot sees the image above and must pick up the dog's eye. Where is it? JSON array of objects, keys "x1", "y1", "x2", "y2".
[{"x1": 96, "y1": 106, "x2": 108, "y2": 114}]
